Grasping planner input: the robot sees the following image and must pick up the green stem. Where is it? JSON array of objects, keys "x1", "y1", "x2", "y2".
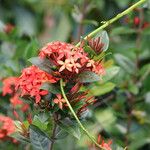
[
  {"x1": 76, "y1": 0, "x2": 147, "y2": 47},
  {"x1": 60, "y1": 79, "x2": 104, "y2": 149}
]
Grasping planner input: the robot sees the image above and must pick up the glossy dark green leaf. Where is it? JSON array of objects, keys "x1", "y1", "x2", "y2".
[
  {"x1": 29, "y1": 125, "x2": 51, "y2": 150},
  {"x1": 10, "y1": 133, "x2": 30, "y2": 144},
  {"x1": 40, "y1": 83, "x2": 60, "y2": 94},
  {"x1": 28, "y1": 57, "x2": 53, "y2": 73},
  {"x1": 101, "y1": 66, "x2": 120, "y2": 83},
  {"x1": 55, "y1": 127, "x2": 69, "y2": 139},
  {"x1": 78, "y1": 71, "x2": 100, "y2": 83},
  {"x1": 24, "y1": 39, "x2": 39, "y2": 59},
  {"x1": 111, "y1": 27, "x2": 136, "y2": 35},
  {"x1": 58, "y1": 118, "x2": 81, "y2": 139},
  {"x1": 114, "y1": 53, "x2": 136, "y2": 74},
  {"x1": 90, "y1": 82, "x2": 116, "y2": 96},
  {"x1": 32, "y1": 116, "x2": 49, "y2": 131}
]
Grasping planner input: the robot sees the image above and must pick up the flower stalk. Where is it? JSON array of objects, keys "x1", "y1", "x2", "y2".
[
  {"x1": 76, "y1": 0, "x2": 147, "y2": 47},
  {"x1": 60, "y1": 79, "x2": 104, "y2": 149}
]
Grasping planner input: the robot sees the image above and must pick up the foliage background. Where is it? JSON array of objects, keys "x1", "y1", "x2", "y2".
[{"x1": 0, "y1": 0, "x2": 150, "y2": 149}]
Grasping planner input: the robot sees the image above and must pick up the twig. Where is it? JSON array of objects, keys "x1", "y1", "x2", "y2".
[
  {"x1": 136, "y1": 8, "x2": 144, "y2": 69},
  {"x1": 125, "y1": 92, "x2": 134, "y2": 148},
  {"x1": 76, "y1": 0, "x2": 147, "y2": 47},
  {"x1": 50, "y1": 116, "x2": 58, "y2": 150}
]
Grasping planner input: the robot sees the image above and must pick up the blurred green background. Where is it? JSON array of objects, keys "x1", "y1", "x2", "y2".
[{"x1": 0, "y1": 0, "x2": 150, "y2": 149}]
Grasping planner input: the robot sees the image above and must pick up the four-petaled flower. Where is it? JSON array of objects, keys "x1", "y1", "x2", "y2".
[
  {"x1": 53, "y1": 94, "x2": 66, "y2": 109},
  {"x1": 86, "y1": 59, "x2": 95, "y2": 68},
  {"x1": 70, "y1": 57, "x2": 82, "y2": 73},
  {"x1": 58, "y1": 59, "x2": 73, "y2": 72}
]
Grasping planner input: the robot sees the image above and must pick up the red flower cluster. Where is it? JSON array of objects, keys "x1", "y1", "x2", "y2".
[
  {"x1": 88, "y1": 134, "x2": 112, "y2": 150},
  {"x1": 16, "y1": 65, "x2": 58, "y2": 103},
  {"x1": 96, "y1": 134, "x2": 112, "y2": 150},
  {"x1": 2, "y1": 77, "x2": 18, "y2": 96},
  {"x1": 2, "y1": 77, "x2": 29, "y2": 112},
  {"x1": 39, "y1": 41, "x2": 105, "y2": 77},
  {"x1": 0, "y1": 115, "x2": 15, "y2": 139}
]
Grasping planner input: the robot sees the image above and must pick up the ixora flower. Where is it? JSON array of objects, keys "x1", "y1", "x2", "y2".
[
  {"x1": 16, "y1": 65, "x2": 58, "y2": 103},
  {"x1": 2, "y1": 77, "x2": 18, "y2": 96},
  {"x1": 38, "y1": 41, "x2": 105, "y2": 78},
  {"x1": 97, "y1": 135, "x2": 112, "y2": 150},
  {"x1": 0, "y1": 115, "x2": 15, "y2": 139},
  {"x1": 53, "y1": 94, "x2": 66, "y2": 109},
  {"x1": 2, "y1": 77, "x2": 29, "y2": 112}
]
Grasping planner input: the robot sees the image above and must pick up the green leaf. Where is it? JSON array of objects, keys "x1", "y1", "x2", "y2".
[
  {"x1": 84, "y1": 46, "x2": 97, "y2": 56},
  {"x1": 32, "y1": 115, "x2": 49, "y2": 131},
  {"x1": 55, "y1": 127, "x2": 69, "y2": 139},
  {"x1": 36, "y1": 112, "x2": 50, "y2": 123},
  {"x1": 129, "y1": 137, "x2": 150, "y2": 149},
  {"x1": 114, "y1": 53, "x2": 136, "y2": 74},
  {"x1": 111, "y1": 27, "x2": 136, "y2": 35},
  {"x1": 40, "y1": 83, "x2": 60, "y2": 94},
  {"x1": 29, "y1": 125, "x2": 51, "y2": 150},
  {"x1": 58, "y1": 118, "x2": 81, "y2": 140},
  {"x1": 24, "y1": 39, "x2": 39, "y2": 59},
  {"x1": 94, "y1": 30, "x2": 109, "y2": 51},
  {"x1": 95, "y1": 109, "x2": 116, "y2": 131},
  {"x1": 128, "y1": 82, "x2": 139, "y2": 95},
  {"x1": 93, "y1": 51, "x2": 108, "y2": 61},
  {"x1": 114, "y1": 0, "x2": 131, "y2": 8},
  {"x1": 28, "y1": 57, "x2": 53, "y2": 73},
  {"x1": 78, "y1": 71, "x2": 100, "y2": 83},
  {"x1": 101, "y1": 66, "x2": 120, "y2": 83},
  {"x1": 90, "y1": 82, "x2": 116, "y2": 96},
  {"x1": 10, "y1": 132, "x2": 30, "y2": 144}
]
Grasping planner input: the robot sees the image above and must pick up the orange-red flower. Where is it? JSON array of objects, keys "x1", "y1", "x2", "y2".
[
  {"x1": 16, "y1": 65, "x2": 58, "y2": 103},
  {"x1": 53, "y1": 94, "x2": 66, "y2": 109},
  {"x1": 38, "y1": 41, "x2": 105, "y2": 77},
  {"x1": 0, "y1": 115, "x2": 15, "y2": 139},
  {"x1": 2, "y1": 77, "x2": 18, "y2": 96},
  {"x1": 97, "y1": 134, "x2": 112, "y2": 150},
  {"x1": 92, "y1": 62, "x2": 105, "y2": 75},
  {"x1": 58, "y1": 59, "x2": 73, "y2": 72}
]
